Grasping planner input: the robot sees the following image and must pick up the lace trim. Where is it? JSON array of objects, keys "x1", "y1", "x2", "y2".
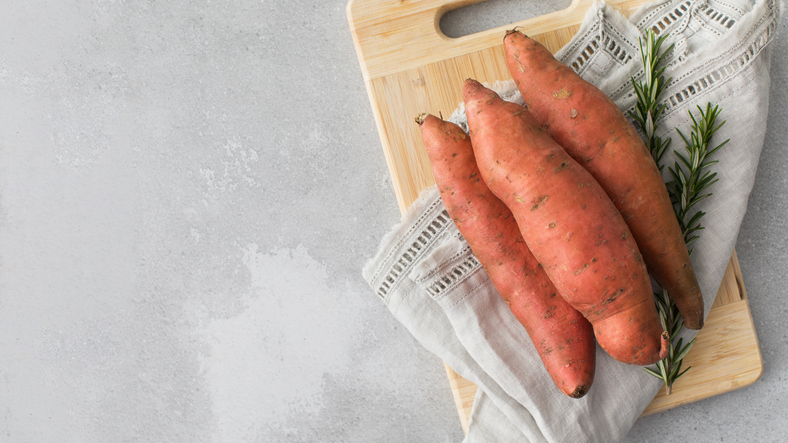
[
  {"x1": 562, "y1": 16, "x2": 639, "y2": 76},
  {"x1": 637, "y1": 0, "x2": 745, "y2": 39},
  {"x1": 698, "y1": 3, "x2": 739, "y2": 31},
  {"x1": 569, "y1": 32, "x2": 635, "y2": 72},
  {"x1": 639, "y1": 0, "x2": 694, "y2": 35},
  {"x1": 564, "y1": 0, "x2": 776, "y2": 122},
  {"x1": 366, "y1": 192, "x2": 441, "y2": 284},
  {"x1": 710, "y1": 0, "x2": 749, "y2": 16},
  {"x1": 687, "y1": 2, "x2": 739, "y2": 38},
  {"x1": 372, "y1": 206, "x2": 455, "y2": 299},
  {"x1": 661, "y1": 1, "x2": 777, "y2": 113},
  {"x1": 419, "y1": 250, "x2": 482, "y2": 300},
  {"x1": 635, "y1": 0, "x2": 696, "y2": 30}
]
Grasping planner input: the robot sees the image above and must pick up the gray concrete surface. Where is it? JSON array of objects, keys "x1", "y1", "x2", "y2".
[{"x1": 0, "y1": 1, "x2": 785, "y2": 442}]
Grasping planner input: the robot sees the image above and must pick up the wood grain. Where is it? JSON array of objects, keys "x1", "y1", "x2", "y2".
[{"x1": 348, "y1": 0, "x2": 763, "y2": 430}]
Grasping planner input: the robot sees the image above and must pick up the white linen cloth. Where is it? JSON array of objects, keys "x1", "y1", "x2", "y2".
[{"x1": 362, "y1": 1, "x2": 781, "y2": 441}]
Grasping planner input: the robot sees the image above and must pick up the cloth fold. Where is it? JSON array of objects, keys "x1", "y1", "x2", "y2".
[{"x1": 362, "y1": 1, "x2": 781, "y2": 441}]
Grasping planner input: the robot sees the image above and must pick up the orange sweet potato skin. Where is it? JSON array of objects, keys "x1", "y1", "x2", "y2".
[
  {"x1": 503, "y1": 30, "x2": 704, "y2": 330},
  {"x1": 463, "y1": 80, "x2": 667, "y2": 366},
  {"x1": 418, "y1": 113, "x2": 596, "y2": 397}
]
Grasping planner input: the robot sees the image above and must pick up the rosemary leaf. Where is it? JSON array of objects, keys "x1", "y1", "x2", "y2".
[
  {"x1": 674, "y1": 338, "x2": 696, "y2": 362},
  {"x1": 644, "y1": 366, "x2": 664, "y2": 379},
  {"x1": 676, "y1": 366, "x2": 692, "y2": 379}
]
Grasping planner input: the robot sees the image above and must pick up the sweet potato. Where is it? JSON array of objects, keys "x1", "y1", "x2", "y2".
[
  {"x1": 503, "y1": 30, "x2": 704, "y2": 330},
  {"x1": 416, "y1": 112, "x2": 596, "y2": 397},
  {"x1": 463, "y1": 79, "x2": 668, "y2": 365}
]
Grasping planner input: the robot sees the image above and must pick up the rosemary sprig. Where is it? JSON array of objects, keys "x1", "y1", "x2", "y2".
[
  {"x1": 644, "y1": 287, "x2": 693, "y2": 393},
  {"x1": 631, "y1": 29, "x2": 690, "y2": 394},
  {"x1": 669, "y1": 104, "x2": 729, "y2": 253},
  {"x1": 632, "y1": 29, "x2": 728, "y2": 394},
  {"x1": 629, "y1": 30, "x2": 674, "y2": 169},
  {"x1": 647, "y1": 104, "x2": 728, "y2": 394}
]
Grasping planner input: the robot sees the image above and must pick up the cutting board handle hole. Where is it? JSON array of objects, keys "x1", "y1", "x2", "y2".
[{"x1": 439, "y1": 0, "x2": 573, "y2": 38}]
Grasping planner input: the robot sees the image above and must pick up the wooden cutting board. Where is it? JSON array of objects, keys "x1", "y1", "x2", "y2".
[{"x1": 347, "y1": 0, "x2": 763, "y2": 432}]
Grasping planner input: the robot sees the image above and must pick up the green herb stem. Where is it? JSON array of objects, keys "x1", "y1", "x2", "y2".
[
  {"x1": 633, "y1": 29, "x2": 728, "y2": 394},
  {"x1": 629, "y1": 30, "x2": 674, "y2": 169},
  {"x1": 669, "y1": 103, "x2": 729, "y2": 253}
]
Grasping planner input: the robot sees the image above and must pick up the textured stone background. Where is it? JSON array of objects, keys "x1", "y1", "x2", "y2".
[{"x1": 0, "y1": 1, "x2": 785, "y2": 441}]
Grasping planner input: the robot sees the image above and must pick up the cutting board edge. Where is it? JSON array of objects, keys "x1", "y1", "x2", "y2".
[{"x1": 346, "y1": 0, "x2": 644, "y2": 81}]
